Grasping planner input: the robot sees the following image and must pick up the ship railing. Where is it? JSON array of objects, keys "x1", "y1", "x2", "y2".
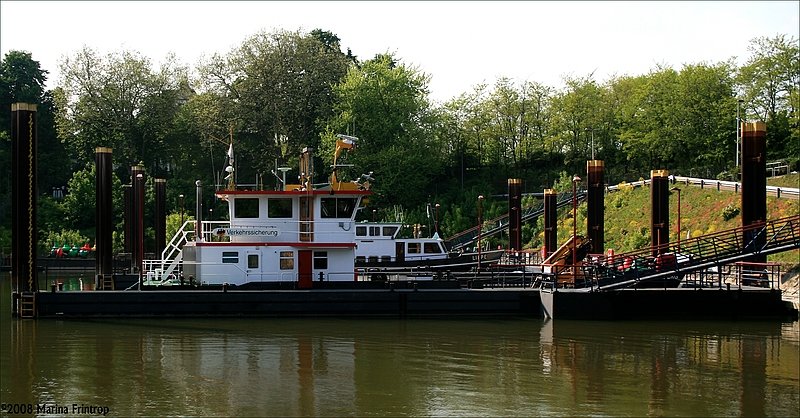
[
  {"x1": 198, "y1": 220, "x2": 361, "y2": 244},
  {"x1": 198, "y1": 220, "x2": 232, "y2": 242}
]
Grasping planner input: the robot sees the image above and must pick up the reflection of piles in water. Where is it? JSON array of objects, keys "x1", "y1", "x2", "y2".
[{"x1": 542, "y1": 235, "x2": 592, "y2": 287}]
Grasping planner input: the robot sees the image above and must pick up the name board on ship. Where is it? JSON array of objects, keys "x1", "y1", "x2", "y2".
[{"x1": 214, "y1": 227, "x2": 280, "y2": 237}]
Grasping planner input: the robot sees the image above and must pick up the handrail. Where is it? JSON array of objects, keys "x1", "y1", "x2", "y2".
[
  {"x1": 624, "y1": 175, "x2": 799, "y2": 198},
  {"x1": 142, "y1": 220, "x2": 225, "y2": 283},
  {"x1": 445, "y1": 174, "x2": 796, "y2": 252},
  {"x1": 447, "y1": 191, "x2": 584, "y2": 251},
  {"x1": 586, "y1": 215, "x2": 800, "y2": 291},
  {"x1": 142, "y1": 220, "x2": 196, "y2": 283}
]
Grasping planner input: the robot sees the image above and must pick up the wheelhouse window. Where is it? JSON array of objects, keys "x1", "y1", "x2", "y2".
[
  {"x1": 280, "y1": 251, "x2": 294, "y2": 270},
  {"x1": 222, "y1": 251, "x2": 239, "y2": 264},
  {"x1": 234, "y1": 198, "x2": 260, "y2": 219},
  {"x1": 321, "y1": 198, "x2": 357, "y2": 218},
  {"x1": 369, "y1": 226, "x2": 380, "y2": 236},
  {"x1": 268, "y1": 198, "x2": 293, "y2": 218},
  {"x1": 382, "y1": 226, "x2": 399, "y2": 237},
  {"x1": 338, "y1": 198, "x2": 357, "y2": 218},
  {"x1": 356, "y1": 226, "x2": 367, "y2": 236},
  {"x1": 314, "y1": 251, "x2": 328, "y2": 269},
  {"x1": 424, "y1": 243, "x2": 443, "y2": 254},
  {"x1": 407, "y1": 243, "x2": 421, "y2": 254}
]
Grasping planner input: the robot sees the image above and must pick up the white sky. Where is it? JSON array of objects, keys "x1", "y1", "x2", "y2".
[{"x1": 1, "y1": 1, "x2": 798, "y2": 103}]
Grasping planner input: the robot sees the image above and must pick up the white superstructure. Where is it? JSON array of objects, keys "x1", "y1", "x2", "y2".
[
  {"x1": 176, "y1": 143, "x2": 373, "y2": 287},
  {"x1": 354, "y1": 222, "x2": 447, "y2": 264}
]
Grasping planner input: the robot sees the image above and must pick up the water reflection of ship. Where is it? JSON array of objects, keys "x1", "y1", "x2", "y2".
[
  {"x1": 538, "y1": 320, "x2": 786, "y2": 416},
  {"x1": 8, "y1": 316, "x2": 795, "y2": 416}
]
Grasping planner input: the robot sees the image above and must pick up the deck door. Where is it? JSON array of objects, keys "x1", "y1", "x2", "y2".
[
  {"x1": 395, "y1": 242, "x2": 405, "y2": 262},
  {"x1": 298, "y1": 250, "x2": 312, "y2": 289},
  {"x1": 245, "y1": 251, "x2": 261, "y2": 282}
]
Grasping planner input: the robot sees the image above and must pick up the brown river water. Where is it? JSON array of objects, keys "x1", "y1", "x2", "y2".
[{"x1": 1, "y1": 275, "x2": 798, "y2": 416}]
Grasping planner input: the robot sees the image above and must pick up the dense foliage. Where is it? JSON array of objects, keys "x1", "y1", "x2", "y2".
[{"x1": 0, "y1": 30, "x2": 797, "y2": 254}]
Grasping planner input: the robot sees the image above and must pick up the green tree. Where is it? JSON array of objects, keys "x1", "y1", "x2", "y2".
[
  {"x1": 609, "y1": 63, "x2": 735, "y2": 178},
  {"x1": 61, "y1": 162, "x2": 123, "y2": 237},
  {"x1": 677, "y1": 62, "x2": 737, "y2": 173},
  {"x1": 550, "y1": 75, "x2": 606, "y2": 174},
  {"x1": 0, "y1": 51, "x2": 68, "y2": 230},
  {"x1": 57, "y1": 47, "x2": 189, "y2": 175},
  {"x1": 737, "y1": 35, "x2": 800, "y2": 160},
  {"x1": 324, "y1": 53, "x2": 444, "y2": 209},
  {"x1": 197, "y1": 29, "x2": 351, "y2": 180}
]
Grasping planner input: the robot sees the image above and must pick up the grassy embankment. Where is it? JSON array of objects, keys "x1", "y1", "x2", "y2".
[{"x1": 551, "y1": 173, "x2": 799, "y2": 266}]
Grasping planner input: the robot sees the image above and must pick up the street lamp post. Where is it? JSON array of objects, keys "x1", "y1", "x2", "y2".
[
  {"x1": 477, "y1": 195, "x2": 484, "y2": 273},
  {"x1": 670, "y1": 187, "x2": 681, "y2": 252},
  {"x1": 179, "y1": 194, "x2": 185, "y2": 227},
  {"x1": 572, "y1": 175, "x2": 581, "y2": 274},
  {"x1": 736, "y1": 99, "x2": 743, "y2": 169},
  {"x1": 434, "y1": 203, "x2": 440, "y2": 237}
]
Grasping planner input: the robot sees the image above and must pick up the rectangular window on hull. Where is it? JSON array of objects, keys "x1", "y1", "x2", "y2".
[
  {"x1": 234, "y1": 198, "x2": 260, "y2": 218},
  {"x1": 248, "y1": 254, "x2": 259, "y2": 269},
  {"x1": 280, "y1": 251, "x2": 294, "y2": 270},
  {"x1": 424, "y1": 243, "x2": 443, "y2": 254},
  {"x1": 407, "y1": 243, "x2": 421, "y2": 254},
  {"x1": 222, "y1": 251, "x2": 239, "y2": 264},
  {"x1": 356, "y1": 226, "x2": 367, "y2": 236}
]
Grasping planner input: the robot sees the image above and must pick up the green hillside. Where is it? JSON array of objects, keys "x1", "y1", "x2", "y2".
[{"x1": 540, "y1": 174, "x2": 799, "y2": 266}]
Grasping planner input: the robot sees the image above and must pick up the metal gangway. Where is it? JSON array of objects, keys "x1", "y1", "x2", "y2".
[
  {"x1": 446, "y1": 191, "x2": 585, "y2": 251},
  {"x1": 444, "y1": 172, "x2": 799, "y2": 253},
  {"x1": 141, "y1": 220, "x2": 231, "y2": 284},
  {"x1": 571, "y1": 215, "x2": 800, "y2": 291}
]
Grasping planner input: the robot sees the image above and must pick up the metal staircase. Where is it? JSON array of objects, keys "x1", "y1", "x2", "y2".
[
  {"x1": 578, "y1": 215, "x2": 800, "y2": 291},
  {"x1": 142, "y1": 220, "x2": 196, "y2": 282},
  {"x1": 447, "y1": 191, "x2": 584, "y2": 251}
]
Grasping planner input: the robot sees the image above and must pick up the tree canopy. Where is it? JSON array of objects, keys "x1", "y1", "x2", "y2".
[{"x1": 0, "y1": 31, "x2": 797, "y2": 252}]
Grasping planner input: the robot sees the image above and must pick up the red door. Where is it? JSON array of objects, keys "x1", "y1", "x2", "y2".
[{"x1": 298, "y1": 250, "x2": 312, "y2": 289}]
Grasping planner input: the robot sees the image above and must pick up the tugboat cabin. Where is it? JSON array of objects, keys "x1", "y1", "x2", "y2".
[{"x1": 181, "y1": 143, "x2": 372, "y2": 287}]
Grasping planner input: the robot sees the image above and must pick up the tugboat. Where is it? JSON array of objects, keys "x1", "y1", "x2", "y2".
[{"x1": 145, "y1": 136, "x2": 373, "y2": 288}]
